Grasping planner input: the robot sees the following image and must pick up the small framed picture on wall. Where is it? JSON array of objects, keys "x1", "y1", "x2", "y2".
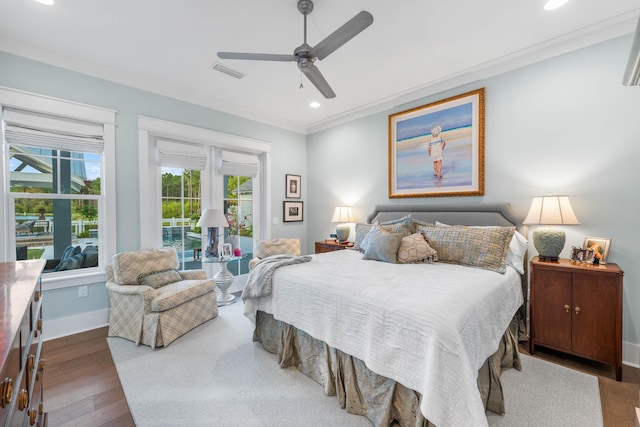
[
  {"x1": 286, "y1": 174, "x2": 301, "y2": 199},
  {"x1": 283, "y1": 201, "x2": 303, "y2": 222}
]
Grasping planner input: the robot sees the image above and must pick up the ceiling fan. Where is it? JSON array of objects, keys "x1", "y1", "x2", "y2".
[{"x1": 217, "y1": 0, "x2": 374, "y2": 99}]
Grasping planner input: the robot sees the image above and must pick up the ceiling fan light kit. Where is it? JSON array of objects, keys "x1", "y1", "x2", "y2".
[{"x1": 217, "y1": 0, "x2": 373, "y2": 99}]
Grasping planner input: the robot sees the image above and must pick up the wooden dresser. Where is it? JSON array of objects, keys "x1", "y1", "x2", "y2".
[
  {"x1": 529, "y1": 257, "x2": 623, "y2": 381},
  {"x1": 0, "y1": 260, "x2": 47, "y2": 426}
]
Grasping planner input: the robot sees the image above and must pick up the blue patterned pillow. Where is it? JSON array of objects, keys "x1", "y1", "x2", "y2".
[
  {"x1": 362, "y1": 232, "x2": 403, "y2": 263},
  {"x1": 56, "y1": 253, "x2": 85, "y2": 271},
  {"x1": 353, "y1": 223, "x2": 373, "y2": 252},
  {"x1": 361, "y1": 216, "x2": 413, "y2": 253}
]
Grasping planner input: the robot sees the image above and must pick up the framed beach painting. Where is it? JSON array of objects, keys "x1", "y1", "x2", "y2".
[{"x1": 388, "y1": 88, "x2": 485, "y2": 198}]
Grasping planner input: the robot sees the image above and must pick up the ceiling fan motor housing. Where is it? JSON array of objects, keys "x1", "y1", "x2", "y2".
[{"x1": 297, "y1": 0, "x2": 314, "y2": 15}]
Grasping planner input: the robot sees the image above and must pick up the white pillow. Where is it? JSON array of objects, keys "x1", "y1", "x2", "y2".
[{"x1": 434, "y1": 221, "x2": 528, "y2": 274}]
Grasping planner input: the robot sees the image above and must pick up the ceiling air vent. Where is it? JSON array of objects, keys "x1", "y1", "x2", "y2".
[{"x1": 211, "y1": 63, "x2": 245, "y2": 79}]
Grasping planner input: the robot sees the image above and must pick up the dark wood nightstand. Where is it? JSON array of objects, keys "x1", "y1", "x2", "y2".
[
  {"x1": 315, "y1": 241, "x2": 354, "y2": 254},
  {"x1": 529, "y1": 256, "x2": 623, "y2": 381}
]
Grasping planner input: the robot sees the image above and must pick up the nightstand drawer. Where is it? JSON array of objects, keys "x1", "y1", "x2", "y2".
[{"x1": 315, "y1": 241, "x2": 353, "y2": 254}]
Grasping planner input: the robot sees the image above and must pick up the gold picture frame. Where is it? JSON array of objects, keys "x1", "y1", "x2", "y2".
[{"x1": 388, "y1": 88, "x2": 485, "y2": 198}]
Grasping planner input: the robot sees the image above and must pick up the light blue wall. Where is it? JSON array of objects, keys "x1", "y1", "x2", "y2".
[
  {"x1": 0, "y1": 51, "x2": 308, "y2": 321},
  {"x1": 308, "y1": 34, "x2": 640, "y2": 356},
  {"x1": 2, "y1": 33, "x2": 639, "y2": 358}
]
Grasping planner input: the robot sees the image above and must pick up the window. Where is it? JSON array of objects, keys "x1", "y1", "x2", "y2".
[
  {"x1": 138, "y1": 116, "x2": 271, "y2": 280},
  {"x1": 1, "y1": 87, "x2": 116, "y2": 288}
]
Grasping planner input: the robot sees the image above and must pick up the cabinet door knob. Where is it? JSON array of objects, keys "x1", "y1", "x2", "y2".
[
  {"x1": 564, "y1": 304, "x2": 570, "y2": 313},
  {"x1": 574, "y1": 306, "x2": 581, "y2": 315},
  {"x1": 0, "y1": 378, "x2": 13, "y2": 408}
]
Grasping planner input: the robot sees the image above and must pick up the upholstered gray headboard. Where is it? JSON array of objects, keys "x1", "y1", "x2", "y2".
[{"x1": 367, "y1": 203, "x2": 525, "y2": 233}]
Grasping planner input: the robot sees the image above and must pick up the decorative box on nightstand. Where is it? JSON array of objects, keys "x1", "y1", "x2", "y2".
[
  {"x1": 529, "y1": 256, "x2": 623, "y2": 381},
  {"x1": 315, "y1": 240, "x2": 353, "y2": 254}
]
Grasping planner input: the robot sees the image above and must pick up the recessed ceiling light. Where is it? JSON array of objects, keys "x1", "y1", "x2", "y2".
[
  {"x1": 544, "y1": 0, "x2": 568, "y2": 11},
  {"x1": 35, "y1": 0, "x2": 54, "y2": 4},
  {"x1": 309, "y1": 102, "x2": 320, "y2": 108}
]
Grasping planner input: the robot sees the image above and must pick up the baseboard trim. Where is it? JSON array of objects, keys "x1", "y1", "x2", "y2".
[
  {"x1": 43, "y1": 308, "x2": 110, "y2": 341},
  {"x1": 624, "y1": 341, "x2": 640, "y2": 369}
]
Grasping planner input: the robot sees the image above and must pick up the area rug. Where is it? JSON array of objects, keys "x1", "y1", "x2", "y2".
[{"x1": 108, "y1": 300, "x2": 603, "y2": 426}]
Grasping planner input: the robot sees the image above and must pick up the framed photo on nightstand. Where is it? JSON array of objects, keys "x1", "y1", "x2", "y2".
[{"x1": 583, "y1": 237, "x2": 611, "y2": 264}]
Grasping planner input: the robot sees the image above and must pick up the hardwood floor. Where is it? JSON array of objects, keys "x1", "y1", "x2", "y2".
[
  {"x1": 43, "y1": 327, "x2": 639, "y2": 426},
  {"x1": 44, "y1": 327, "x2": 134, "y2": 427}
]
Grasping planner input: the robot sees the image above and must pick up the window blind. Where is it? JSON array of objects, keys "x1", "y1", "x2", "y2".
[
  {"x1": 3, "y1": 108, "x2": 104, "y2": 153},
  {"x1": 156, "y1": 139, "x2": 208, "y2": 170},
  {"x1": 217, "y1": 150, "x2": 259, "y2": 177}
]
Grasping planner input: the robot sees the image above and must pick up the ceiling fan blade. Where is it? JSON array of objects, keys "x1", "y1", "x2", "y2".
[
  {"x1": 300, "y1": 62, "x2": 336, "y2": 99},
  {"x1": 309, "y1": 10, "x2": 373, "y2": 61},
  {"x1": 217, "y1": 52, "x2": 296, "y2": 62}
]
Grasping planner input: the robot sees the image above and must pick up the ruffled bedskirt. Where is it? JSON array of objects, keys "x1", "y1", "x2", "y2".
[{"x1": 254, "y1": 311, "x2": 521, "y2": 427}]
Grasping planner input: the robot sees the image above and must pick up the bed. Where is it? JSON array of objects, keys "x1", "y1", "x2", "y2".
[{"x1": 243, "y1": 204, "x2": 528, "y2": 427}]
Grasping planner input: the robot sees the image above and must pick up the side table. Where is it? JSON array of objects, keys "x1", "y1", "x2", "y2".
[
  {"x1": 315, "y1": 240, "x2": 354, "y2": 254},
  {"x1": 203, "y1": 256, "x2": 241, "y2": 306}
]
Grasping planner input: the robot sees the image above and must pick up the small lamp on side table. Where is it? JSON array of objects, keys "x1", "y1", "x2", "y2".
[
  {"x1": 523, "y1": 195, "x2": 580, "y2": 261},
  {"x1": 331, "y1": 206, "x2": 355, "y2": 243},
  {"x1": 196, "y1": 208, "x2": 229, "y2": 259}
]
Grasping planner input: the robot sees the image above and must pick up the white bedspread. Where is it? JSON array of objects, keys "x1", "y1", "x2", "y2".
[{"x1": 244, "y1": 250, "x2": 523, "y2": 427}]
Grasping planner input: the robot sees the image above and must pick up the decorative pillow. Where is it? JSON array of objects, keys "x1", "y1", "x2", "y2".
[
  {"x1": 138, "y1": 269, "x2": 182, "y2": 289},
  {"x1": 353, "y1": 223, "x2": 373, "y2": 252},
  {"x1": 411, "y1": 218, "x2": 434, "y2": 234},
  {"x1": 418, "y1": 224, "x2": 515, "y2": 273},
  {"x1": 362, "y1": 232, "x2": 403, "y2": 263},
  {"x1": 397, "y1": 233, "x2": 438, "y2": 264},
  {"x1": 506, "y1": 230, "x2": 528, "y2": 274},
  {"x1": 434, "y1": 222, "x2": 528, "y2": 274},
  {"x1": 361, "y1": 217, "x2": 413, "y2": 253},
  {"x1": 81, "y1": 245, "x2": 99, "y2": 268},
  {"x1": 56, "y1": 253, "x2": 85, "y2": 271},
  {"x1": 255, "y1": 239, "x2": 300, "y2": 258}
]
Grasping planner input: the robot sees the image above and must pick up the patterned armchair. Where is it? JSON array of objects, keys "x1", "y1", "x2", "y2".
[
  {"x1": 248, "y1": 238, "x2": 301, "y2": 269},
  {"x1": 105, "y1": 247, "x2": 217, "y2": 348}
]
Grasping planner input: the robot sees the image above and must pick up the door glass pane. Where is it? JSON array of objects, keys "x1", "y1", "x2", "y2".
[
  {"x1": 161, "y1": 168, "x2": 201, "y2": 270},
  {"x1": 223, "y1": 175, "x2": 253, "y2": 275}
]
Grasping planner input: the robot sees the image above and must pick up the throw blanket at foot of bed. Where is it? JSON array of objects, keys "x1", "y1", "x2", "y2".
[
  {"x1": 241, "y1": 254, "x2": 312, "y2": 300},
  {"x1": 254, "y1": 311, "x2": 522, "y2": 427}
]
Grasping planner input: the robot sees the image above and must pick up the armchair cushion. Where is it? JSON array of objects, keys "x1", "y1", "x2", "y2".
[
  {"x1": 112, "y1": 247, "x2": 179, "y2": 285},
  {"x1": 255, "y1": 238, "x2": 301, "y2": 258},
  {"x1": 138, "y1": 269, "x2": 182, "y2": 289},
  {"x1": 151, "y1": 279, "x2": 216, "y2": 312}
]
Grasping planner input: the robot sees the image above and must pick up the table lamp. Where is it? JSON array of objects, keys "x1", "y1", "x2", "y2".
[
  {"x1": 331, "y1": 206, "x2": 355, "y2": 242},
  {"x1": 523, "y1": 195, "x2": 579, "y2": 261},
  {"x1": 196, "y1": 208, "x2": 229, "y2": 259}
]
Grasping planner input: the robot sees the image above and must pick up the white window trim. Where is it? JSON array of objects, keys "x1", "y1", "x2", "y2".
[
  {"x1": 0, "y1": 86, "x2": 117, "y2": 290},
  {"x1": 137, "y1": 116, "x2": 272, "y2": 253}
]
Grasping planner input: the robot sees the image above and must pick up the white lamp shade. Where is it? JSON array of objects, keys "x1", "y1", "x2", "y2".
[
  {"x1": 196, "y1": 208, "x2": 229, "y2": 228},
  {"x1": 523, "y1": 196, "x2": 579, "y2": 225},
  {"x1": 331, "y1": 206, "x2": 355, "y2": 223}
]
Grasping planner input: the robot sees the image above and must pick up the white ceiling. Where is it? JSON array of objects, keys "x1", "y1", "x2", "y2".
[{"x1": 1, "y1": 0, "x2": 639, "y2": 134}]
